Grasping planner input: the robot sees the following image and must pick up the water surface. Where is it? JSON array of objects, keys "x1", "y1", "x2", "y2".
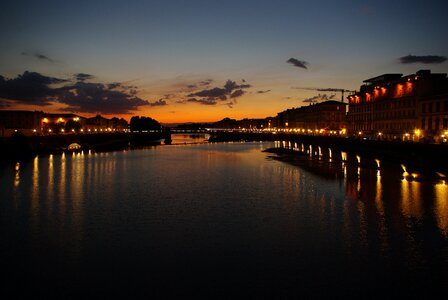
[{"x1": 1, "y1": 142, "x2": 447, "y2": 298}]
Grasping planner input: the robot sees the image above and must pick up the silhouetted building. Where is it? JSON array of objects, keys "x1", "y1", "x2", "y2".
[
  {"x1": 347, "y1": 70, "x2": 448, "y2": 141},
  {"x1": 277, "y1": 100, "x2": 347, "y2": 134},
  {"x1": 0, "y1": 110, "x2": 43, "y2": 137}
]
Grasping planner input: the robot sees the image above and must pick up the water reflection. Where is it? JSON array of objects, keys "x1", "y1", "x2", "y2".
[
  {"x1": 14, "y1": 162, "x2": 20, "y2": 188},
  {"x1": 1, "y1": 142, "x2": 448, "y2": 297},
  {"x1": 435, "y1": 183, "x2": 448, "y2": 237}
]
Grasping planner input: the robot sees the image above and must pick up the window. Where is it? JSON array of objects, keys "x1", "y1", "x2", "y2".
[
  {"x1": 422, "y1": 103, "x2": 426, "y2": 113},
  {"x1": 436, "y1": 102, "x2": 441, "y2": 112},
  {"x1": 428, "y1": 103, "x2": 433, "y2": 113}
]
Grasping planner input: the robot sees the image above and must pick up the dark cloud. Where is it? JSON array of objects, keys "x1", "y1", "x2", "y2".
[
  {"x1": 399, "y1": 54, "x2": 447, "y2": 64},
  {"x1": 200, "y1": 79, "x2": 213, "y2": 86},
  {"x1": 257, "y1": 90, "x2": 271, "y2": 94},
  {"x1": 149, "y1": 99, "x2": 167, "y2": 107},
  {"x1": 75, "y1": 73, "x2": 94, "y2": 81},
  {"x1": 0, "y1": 71, "x2": 151, "y2": 114},
  {"x1": 179, "y1": 79, "x2": 251, "y2": 106},
  {"x1": 302, "y1": 93, "x2": 335, "y2": 103},
  {"x1": 0, "y1": 71, "x2": 67, "y2": 105},
  {"x1": 21, "y1": 52, "x2": 54, "y2": 63},
  {"x1": 287, "y1": 58, "x2": 308, "y2": 69},
  {"x1": 59, "y1": 81, "x2": 150, "y2": 114},
  {"x1": 230, "y1": 89, "x2": 244, "y2": 98},
  {"x1": 189, "y1": 87, "x2": 227, "y2": 99},
  {"x1": 186, "y1": 98, "x2": 217, "y2": 105}
]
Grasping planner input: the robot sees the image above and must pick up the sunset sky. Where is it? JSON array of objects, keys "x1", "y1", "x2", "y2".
[{"x1": 1, "y1": 0, "x2": 447, "y2": 123}]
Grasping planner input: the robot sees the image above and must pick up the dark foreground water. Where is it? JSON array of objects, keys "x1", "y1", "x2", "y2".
[{"x1": 1, "y1": 142, "x2": 448, "y2": 298}]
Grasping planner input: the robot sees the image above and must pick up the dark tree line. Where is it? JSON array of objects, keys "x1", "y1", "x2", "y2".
[{"x1": 130, "y1": 116, "x2": 162, "y2": 132}]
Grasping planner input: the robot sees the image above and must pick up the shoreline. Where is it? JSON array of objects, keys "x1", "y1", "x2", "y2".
[{"x1": 2, "y1": 132, "x2": 448, "y2": 176}]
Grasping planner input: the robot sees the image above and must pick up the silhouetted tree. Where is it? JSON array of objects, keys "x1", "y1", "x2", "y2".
[{"x1": 130, "y1": 116, "x2": 162, "y2": 132}]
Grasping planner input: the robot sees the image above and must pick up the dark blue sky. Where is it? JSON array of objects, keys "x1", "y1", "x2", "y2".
[{"x1": 1, "y1": 0, "x2": 447, "y2": 122}]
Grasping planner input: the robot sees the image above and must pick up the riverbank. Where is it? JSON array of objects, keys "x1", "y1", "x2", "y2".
[
  {"x1": 210, "y1": 131, "x2": 448, "y2": 174},
  {"x1": 0, "y1": 132, "x2": 168, "y2": 163}
]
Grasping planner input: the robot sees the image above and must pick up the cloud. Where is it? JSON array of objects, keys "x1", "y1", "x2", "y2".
[
  {"x1": 184, "y1": 79, "x2": 251, "y2": 106},
  {"x1": 257, "y1": 90, "x2": 271, "y2": 94},
  {"x1": 0, "y1": 71, "x2": 67, "y2": 105},
  {"x1": 186, "y1": 98, "x2": 217, "y2": 105},
  {"x1": 230, "y1": 89, "x2": 245, "y2": 98},
  {"x1": 0, "y1": 71, "x2": 151, "y2": 114},
  {"x1": 399, "y1": 54, "x2": 447, "y2": 64},
  {"x1": 21, "y1": 52, "x2": 54, "y2": 63},
  {"x1": 302, "y1": 93, "x2": 335, "y2": 103},
  {"x1": 149, "y1": 99, "x2": 167, "y2": 107},
  {"x1": 59, "y1": 81, "x2": 151, "y2": 114},
  {"x1": 75, "y1": 73, "x2": 94, "y2": 81},
  {"x1": 287, "y1": 58, "x2": 308, "y2": 69},
  {"x1": 200, "y1": 79, "x2": 213, "y2": 86},
  {"x1": 189, "y1": 87, "x2": 228, "y2": 99}
]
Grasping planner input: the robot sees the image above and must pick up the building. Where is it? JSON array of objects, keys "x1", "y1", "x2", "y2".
[
  {"x1": 0, "y1": 110, "x2": 129, "y2": 136},
  {"x1": 42, "y1": 113, "x2": 86, "y2": 134},
  {"x1": 347, "y1": 70, "x2": 448, "y2": 141},
  {"x1": 0, "y1": 110, "x2": 43, "y2": 137},
  {"x1": 277, "y1": 100, "x2": 347, "y2": 135}
]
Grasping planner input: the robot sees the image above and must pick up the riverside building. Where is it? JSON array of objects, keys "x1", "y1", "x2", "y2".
[
  {"x1": 347, "y1": 70, "x2": 448, "y2": 142},
  {"x1": 276, "y1": 100, "x2": 347, "y2": 135}
]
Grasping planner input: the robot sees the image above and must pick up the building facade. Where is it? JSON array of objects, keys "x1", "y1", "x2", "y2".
[
  {"x1": 347, "y1": 70, "x2": 448, "y2": 141},
  {"x1": 277, "y1": 100, "x2": 347, "y2": 134},
  {"x1": 0, "y1": 110, "x2": 129, "y2": 136},
  {"x1": 0, "y1": 110, "x2": 43, "y2": 137}
]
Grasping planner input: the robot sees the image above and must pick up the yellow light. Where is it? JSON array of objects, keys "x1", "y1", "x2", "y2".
[
  {"x1": 33, "y1": 129, "x2": 37, "y2": 132},
  {"x1": 73, "y1": 117, "x2": 80, "y2": 121},
  {"x1": 358, "y1": 131, "x2": 362, "y2": 135},
  {"x1": 58, "y1": 118, "x2": 64, "y2": 123},
  {"x1": 378, "y1": 132, "x2": 382, "y2": 136},
  {"x1": 285, "y1": 122, "x2": 289, "y2": 127},
  {"x1": 415, "y1": 129, "x2": 421, "y2": 136},
  {"x1": 42, "y1": 118, "x2": 49, "y2": 123},
  {"x1": 61, "y1": 129, "x2": 65, "y2": 132}
]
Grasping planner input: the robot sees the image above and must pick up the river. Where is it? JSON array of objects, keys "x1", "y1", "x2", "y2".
[{"x1": 1, "y1": 141, "x2": 447, "y2": 298}]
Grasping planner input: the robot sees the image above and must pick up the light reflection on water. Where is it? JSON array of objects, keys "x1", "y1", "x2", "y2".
[{"x1": 1, "y1": 142, "x2": 448, "y2": 298}]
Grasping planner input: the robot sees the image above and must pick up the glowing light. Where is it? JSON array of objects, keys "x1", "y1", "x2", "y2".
[
  {"x1": 42, "y1": 118, "x2": 49, "y2": 123},
  {"x1": 58, "y1": 117, "x2": 64, "y2": 123},
  {"x1": 341, "y1": 151, "x2": 347, "y2": 162}
]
